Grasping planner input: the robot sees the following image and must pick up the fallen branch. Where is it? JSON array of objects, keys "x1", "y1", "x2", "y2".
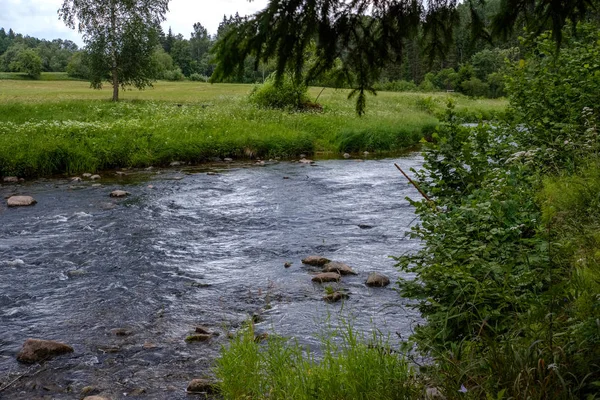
[{"x1": 394, "y1": 163, "x2": 434, "y2": 203}]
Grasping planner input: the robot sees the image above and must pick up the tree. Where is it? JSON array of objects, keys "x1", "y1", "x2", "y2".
[
  {"x1": 211, "y1": 0, "x2": 600, "y2": 115},
  {"x1": 12, "y1": 48, "x2": 42, "y2": 79},
  {"x1": 59, "y1": 0, "x2": 170, "y2": 101}
]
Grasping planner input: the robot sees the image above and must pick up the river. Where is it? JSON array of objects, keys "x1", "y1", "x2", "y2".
[{"x1": 0, "y1": 155, "x2": 423, "y2": 399}]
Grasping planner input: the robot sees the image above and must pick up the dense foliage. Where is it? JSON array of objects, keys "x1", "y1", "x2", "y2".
[
  {"x1": 397, "y1": 23, "x2": 600, "y2": 398},
  {"x1": 0, "y1": 28, "x2": 78, "y2": 74}
]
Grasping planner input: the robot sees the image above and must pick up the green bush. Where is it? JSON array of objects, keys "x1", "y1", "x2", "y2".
[
  {"x1": 250, "y1": 73, "x2": 310, "y2": 110},
  {"x1": 11, "y1": 49, "x2": 42, "y2": 79},
  {"x1": 66, "y1": 52, "x2": 90, "y2": 79},
  {"x1": 189, "y1": 73, "x2": 208, "y2": 82},
  {"x1": 162, "y1": 68, "x2": 184, "y2": 81}
]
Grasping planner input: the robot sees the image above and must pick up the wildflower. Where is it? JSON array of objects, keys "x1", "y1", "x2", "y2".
[{"x1": 458, "y1": 384, "x2": 468, "y2": 393}]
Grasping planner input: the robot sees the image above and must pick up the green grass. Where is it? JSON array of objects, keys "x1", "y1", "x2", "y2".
[
  {"x1": 215, "y1": 322, "x2": 420, "y2": 400},
  {"x1": 0, "y1": 80, "x2": 507, "y2": 177}
]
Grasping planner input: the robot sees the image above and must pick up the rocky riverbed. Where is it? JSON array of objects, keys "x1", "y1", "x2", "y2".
[{"x1": 0, "y1": 155, "x2": 423, "y2": 399}]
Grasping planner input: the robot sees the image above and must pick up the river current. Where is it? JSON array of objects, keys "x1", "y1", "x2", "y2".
[{"x1": 0, "y1": 155, "x2": 423, "y2": 399}]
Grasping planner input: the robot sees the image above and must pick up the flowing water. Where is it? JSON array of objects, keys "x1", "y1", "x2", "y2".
[{"x1": 0, "y1": 155, "x2": 423, "y2": 399}]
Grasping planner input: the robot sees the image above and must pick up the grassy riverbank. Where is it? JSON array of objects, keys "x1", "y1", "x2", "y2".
[{"x1": 0, "y1": 80, "x2": 506, "y2": 177}]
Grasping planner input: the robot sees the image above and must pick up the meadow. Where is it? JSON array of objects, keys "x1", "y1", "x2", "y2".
[{"x1": 0, "y1": 77, "x2": 506, "y2": 177}]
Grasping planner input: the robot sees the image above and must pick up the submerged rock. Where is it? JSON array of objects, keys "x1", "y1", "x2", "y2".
[
  {"x1": 187, "y1": 378, "x2": 218, "y2": 394},
  {"x1": 302, "y1": 256, "x2": 330, "y2": 266},
  {"x1": 7, "y1": 195, "x2": 36, "y2": 207},
  {"x1": 17, "y1": 338, "x2": 74, "y2": 363},
  {"x1": 109, "y1": 190, "x2": 129, "y2": 198},
  {"x1": 185, "y1": 334, "x2": 212, "y2": 342},
  {"x1": 365, "y1": 272, "x2": 391, "y2": 287},
  {"x1": 322, "y1": 261, "x2": 357, "y2": 276},
  {"x1": 312, "y1": 272, "x2": 341, "y2": 283},
  {"x1": 194, "y1": 326, "x2": 214, "y2": 335},
  {"x1": 110, "y1": 328, "x2": 133, "y2": 337}
]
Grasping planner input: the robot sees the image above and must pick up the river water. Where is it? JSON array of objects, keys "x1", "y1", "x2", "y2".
[{"x1": 0, "y1": 155, "x2": 423, "y2": 399}]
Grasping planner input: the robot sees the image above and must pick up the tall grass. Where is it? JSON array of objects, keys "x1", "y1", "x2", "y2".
[
  {"x1": 215, "y1": 322, "x2": 420, "y2": 400},
  {"x1": 0, "y1": 80, "x2": 506, "y2": 177}
]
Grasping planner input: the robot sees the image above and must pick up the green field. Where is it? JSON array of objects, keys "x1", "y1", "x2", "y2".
[{"x1": 0, "y1": 78, "x2": 507, "y2": 177}]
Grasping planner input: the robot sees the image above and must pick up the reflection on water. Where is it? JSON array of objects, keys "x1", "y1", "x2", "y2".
[{"x1": 0, "y1": 156, "x2": 422, "y2": 399}]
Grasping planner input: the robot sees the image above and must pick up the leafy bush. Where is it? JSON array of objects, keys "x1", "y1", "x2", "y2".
[
  {"x1": 66, "y1": 52, "x2": 90, "y2": 79},
  {"x1": 249, "y1": 73, "x2": 310, "y2": 110},
  {"x1": 11, "y1": 49, "x2": 42, "y2": 79},
  {"x1": 460, "y1": 77, "x2": 489, "y2": 97},
  {"x1": 189, "y1": 73, "x2": 208, "y2": 82},
  {"x1": 374, "y1": 79, "x2": 418, "y2": 92},
  {"x1": 162, "y1": 68, "x2": 184, "y2": 81},
  {"x1": 397, "y1": 24, "x2": 600, "y2": 399}
]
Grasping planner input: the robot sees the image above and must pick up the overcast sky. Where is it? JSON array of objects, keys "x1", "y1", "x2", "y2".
[{"x1": 0, "y1": 0, "x2": 269, "y2": 46}]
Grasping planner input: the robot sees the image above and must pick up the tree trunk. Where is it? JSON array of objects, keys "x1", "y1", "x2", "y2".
[{"x1": 110, "y1": 0, "x2": 119, "y2": 102}]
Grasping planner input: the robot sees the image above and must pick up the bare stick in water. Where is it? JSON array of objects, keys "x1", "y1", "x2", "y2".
[{"x1": 394, "y1": 163, "x2": 433, "y2": 203}]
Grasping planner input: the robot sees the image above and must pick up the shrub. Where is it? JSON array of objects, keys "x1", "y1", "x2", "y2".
[
  {"x1": 66, "y1": 52, "x2": 90, "y2": 79},
  {"x1": 250, "y1": 73, "x2": 310, "y2": 110},
  {"x1": 162, "y1": 68, "x2": 184, "y2": 81},
  {"x1": 11, "y1": 49, "x2": 42, "y2": 79},
  {"x1": 189, "y1": 73, "x2": 208, "y2": 82}
]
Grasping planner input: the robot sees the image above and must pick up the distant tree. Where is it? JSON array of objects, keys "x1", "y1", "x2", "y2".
[
  {"x1": 8, "y1": 28, "x2": 15, "y2": 40},
  {"x1": 66, "y1": 51, "x2": 90, "y2": 79},
  {"x1": 12, "y1": 48, "x2": 42, "y2": 79},
  {"x1": 59, "y1": 0, "x2": 170, "y2": 101},
  {"x1": 164, "y1": 27, "x2": 174, "y2": 53}
]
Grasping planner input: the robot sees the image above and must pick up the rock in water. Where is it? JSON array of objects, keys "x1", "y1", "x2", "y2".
[
  {"x1": 83, "y1": 397, "x2": 110, "y2": 400},
  {"x1": 185, "y1": 334, "x2": 212, "y2": 342},
  {"x1": 322, "y1": 261, "x2": 357, "y2": 276},
  {"x1": 365, "y1": 272, "x2": 391, "y2": 287},
  {"x1": 3, "y1": 176, "x2": 19, "y2": 183},
  {"x1": 343, "y1": 153, "x2": 351, "y2": 159},
  {"x1": 302, "y1": 256, "x2": 330, "y2": 266},
  {"x1": 7, "y1": 196, "x2": 36, "y2": 207},
  {"x1": 17, "y1": 339, "x2": 74, "y2": 363},
  {"x1": 82, "y1": 173, "x2": 92, "y2": 178},
  {"x1": 187, "y1": 379, "x2": 217, "y2": 394},
  {"x1": 323, "y1": 291, "x2": 349, "y2": 303},
  {"x1": 312, "y1": 272, "x2": 341, "y2": 283},
  {"x1": 90, "y1": 175, "x2": 101, "y2": 180},
  {"x1": 110, "y1": 190, "x2": 129, "y2": 198}
]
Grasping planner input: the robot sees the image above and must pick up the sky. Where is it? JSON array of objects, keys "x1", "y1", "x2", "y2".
[{"x1": 0, "y1": 0, "x2": 269, "y2": 46}]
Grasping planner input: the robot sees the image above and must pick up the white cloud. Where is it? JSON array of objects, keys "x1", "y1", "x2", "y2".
[{"x1": 0, "y1": 0, "x2": 269, "y2": 46}]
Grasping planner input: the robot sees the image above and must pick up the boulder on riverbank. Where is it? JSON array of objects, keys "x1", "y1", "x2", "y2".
[
  {"x1": 323, "y1": 261, "x2": 357, "y2": 276},
  {"x1": 302, "y1": 256, "x2": 330, "y2": 266},
  {"x1": 16, "y1": 339, "x2": 73, "y2": 363},
  {"x1": 7, "y1": 196, "x2": 36, "y2": 207},
  {"x1": 3, "y1": 176, "x2": 19, "y2": 183},
  {"x1": 365, "y1": 272, "x2": 391, "y2": 287},
  {"x1": 312, "y1": 272, "x2": 341, "y2": 283}
]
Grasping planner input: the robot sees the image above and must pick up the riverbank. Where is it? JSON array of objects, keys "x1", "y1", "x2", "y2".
[{"x1": 0, "y1": 80, "x2": 506, "y2": 177}]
